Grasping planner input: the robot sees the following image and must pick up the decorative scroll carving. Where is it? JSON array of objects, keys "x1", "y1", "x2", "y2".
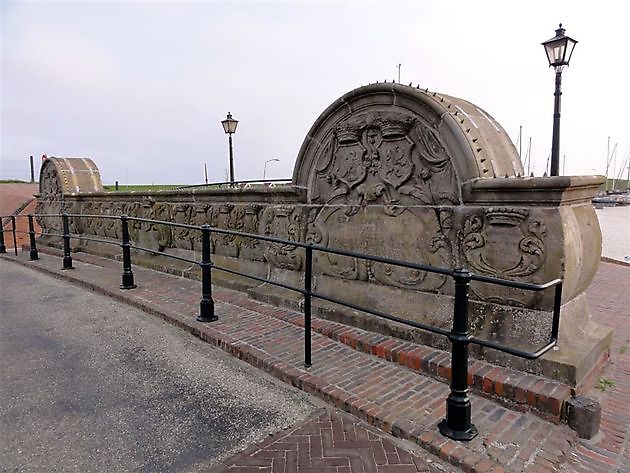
[
  {"x1": 172, "y1": 203, "x2": 193, "y2": 250},
  {"x1": 40, "y1": 163, "x2": 62, "y2": 201},
  {"x1": 312, "y1": 111, "x2": 459, "y2": 209},
  {"x1": 152, "y1": 202, "x2": 172, "y2": 251},
  {"x1": 102, "y1": 204, "x2": 119, "y2": 240},
  {"x1": 213, "y1": 203, "x2": 239, "y2": 257},
  {"x1": 191, "y1": 204, "x2": 210, "y2": 251},
  {"x1": 130, "y1": 200, "x2": 170, "y2": 251},
  {"x1": 36, "y1": 163, "x2": 63, "y2": 234},
  {"x1": 261, "y1": 206, "x2": 304, "y2": 270},
  {"x1": 238, "y1": 204, "x2": 264, "y2": 261},
  {"x1": 461, "y1": 208, "x2": 547, "y2": 306}
]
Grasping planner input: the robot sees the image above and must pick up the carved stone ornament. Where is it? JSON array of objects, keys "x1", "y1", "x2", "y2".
[
  {"x1": 461, "y1": 208, "x2": 547, "y2": 306},
  {"x1": 260, "y1": 206, "x2": 304, "y2": 271},
  {"x1": 311, "y1": 111, "x2": 459, "y2": 210},
  {"x1": 213, "y1": 203, "x2": 239, "y2": 257},
  {"x1": 307, "y1": 206, "x2": 451, "y2": 292},
  {"x1": 40, "y1": 163, "x2": 62, "y2": 201},
  {"x1": 238, "y1": 204, "x2": 264, "y2": 261}
]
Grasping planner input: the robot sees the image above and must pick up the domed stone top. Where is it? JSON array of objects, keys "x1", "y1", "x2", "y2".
[
  {"x1": 39, "y1": 157, "x2": 103, "y2": 200},
  {"x1": 292, "y1": 83, "x2": 523, "y2": 205}
]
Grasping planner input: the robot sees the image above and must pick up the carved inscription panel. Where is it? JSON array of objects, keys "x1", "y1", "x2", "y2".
[{"x1": 307, "y1": 206, "x2": 451, "y2": 292}]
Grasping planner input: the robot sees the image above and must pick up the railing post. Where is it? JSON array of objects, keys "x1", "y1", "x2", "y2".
[
  {"x1": 304, "y1": 244, "x2": 313, "y2": 368},
  {"x1": 28, "y1": 214, "x2": 39, "y2": 260},
  {"x1": 197, "y1": 224, "x2": 217, "y2": 322},
  {"x1": 120, "y1": 215, "x2": 136, "y2": 289},
  {"x1": 61, "y1": 213, "x2": 74, "y2": 269},
  {"x1": 438, "y1": 269, "x2": 478, "y2": 441},
  {"x1": 551, "y1": 282, "x2": 563, "y2": 341},
  {"x1": 11, "y1": 216, "x2": 17, "y2": 256},
  {"x1": 0, "y1": 217, "x2": 6, "y2": 253}
]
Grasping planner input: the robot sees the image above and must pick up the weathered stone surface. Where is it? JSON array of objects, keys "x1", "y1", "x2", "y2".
[
  {"x1": 35, "y1": 83, "x2": 611, "y2": 388},
  {"x1": 566, "y1": 395, "x2": 601, "y2": 439}
]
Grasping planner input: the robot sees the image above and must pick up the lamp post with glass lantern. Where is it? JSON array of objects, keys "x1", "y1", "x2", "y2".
[
  {"x1": 263, "y1": 158, "x2": 279, "y2": 181},
  {"x1": 542, "y1": 24, "x2": 577, "y2": 176},
  {"x1": 221, "y1": 112, "x2": 238, "y2": 184}
]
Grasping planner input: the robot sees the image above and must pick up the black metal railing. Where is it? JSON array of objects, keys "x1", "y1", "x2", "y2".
[
  {"x1": 0, "y1": 212, "x2": 563, "y2": 441},
  {"x1": 176, "y1": 178, "x2": 292, "y2": 190}
]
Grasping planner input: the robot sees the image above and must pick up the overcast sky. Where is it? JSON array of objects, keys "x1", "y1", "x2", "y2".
[{"x1": 1, "y1": 0, "x2": 628, "y2": 185}]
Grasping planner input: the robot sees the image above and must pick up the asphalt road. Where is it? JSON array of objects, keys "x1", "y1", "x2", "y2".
[{"x1": 0, "y1": 261, "x2": 318, "y2": 472}]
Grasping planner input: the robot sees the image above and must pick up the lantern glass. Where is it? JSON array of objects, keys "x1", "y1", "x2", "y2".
[
  {"x1": 564, "y1": 38, "x2": 577, "y2": 63},
  {"x1": 542, "y1": 24, "x2": 578, "y2": 68},
  {"x1": 221, "y1": 113, "x2": 238, "y2": 134}
]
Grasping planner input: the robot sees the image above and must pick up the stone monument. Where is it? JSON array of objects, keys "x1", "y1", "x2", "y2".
[{"x1": 36, "y1": 83, "x2": 610, "y2": 388}]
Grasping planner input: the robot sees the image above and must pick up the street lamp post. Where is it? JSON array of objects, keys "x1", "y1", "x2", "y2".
[
  {"x1": 221, "y1": 112, "x2": 239, "y2": 184},
  {"x1": 263, "y1": 158, "x2": 279, "y2": 181},
  {"x1": 542, "y1": 24, "x2": 577, "y2": 176}
]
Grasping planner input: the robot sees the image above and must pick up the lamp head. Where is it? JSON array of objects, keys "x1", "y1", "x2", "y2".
[
  {"x1": 542, "y1": 23, "x2": 578, "y2": 69},
  {"x1": 221, "y1": 112, "x2": 238, "y2": 134}
]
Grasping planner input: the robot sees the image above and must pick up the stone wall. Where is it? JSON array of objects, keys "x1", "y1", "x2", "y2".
[{"x1": 36, "y1": 83, "x2": 611, "y2": 387}]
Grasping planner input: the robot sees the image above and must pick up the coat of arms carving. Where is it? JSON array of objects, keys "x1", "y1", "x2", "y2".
[{"x1": 312, "y1": 111, "x2": 459, "y2": 209}]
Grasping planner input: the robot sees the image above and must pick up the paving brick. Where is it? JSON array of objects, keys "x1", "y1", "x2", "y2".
[{"x1": 5, "y1": 251, "x2": 629, "y2": 473}]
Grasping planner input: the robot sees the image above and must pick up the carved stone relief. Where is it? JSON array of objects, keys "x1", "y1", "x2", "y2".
[
  {"x1": 460, "y1": 207, "x2": 547, "y2": 307},
  {"x1": 213, "y1": 203, "x2": 239, "y2": 257},
  {"x1": 191, "y1": 204, "x2": 210, "y2": 251},
  {"x1": 260, "y1": 206, "x2": 305, "y2": 271},
  {"x1": 311, "y1": 111, "x2": 459, "y2": 210},
  {"x1": 307, "y1": 206, "x2": 450, "y2": 292},
  {"x1": 40, "y1": 163, "x2": 62, "y2": 201},
  {"x1": 172, "y1": 203, "x2": 193, "y2": 250},
  {"x1": 238, "y1": 204, "x2": 264, "y2": 261}
]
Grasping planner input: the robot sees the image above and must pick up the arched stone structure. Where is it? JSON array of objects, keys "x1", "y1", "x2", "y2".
[
  {"x1": 294, "y1": 83, "x2": 523, "y2": 200},
  {"x1": 39, "y1": 157, "x2": 103, "y2": 198},
  {"x1": 35, "y1": 84, "x2": 610, "y2": 387},
  {"x1": 287, "y1": 84, "x2": 610, "y2": 384},
  {"x1": 36, "y1": 157, "x2": 103, "y2": 236}
]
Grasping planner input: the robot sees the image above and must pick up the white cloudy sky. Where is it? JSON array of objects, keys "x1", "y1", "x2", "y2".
[{"x1": 1, "y1": 0, "x2": 628, "y2": 184}]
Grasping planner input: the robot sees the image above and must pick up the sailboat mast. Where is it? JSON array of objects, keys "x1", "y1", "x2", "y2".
[
  {"x1": 526, "y1": 137, "x2": 532, "y2": 176},
  {"x1": 611, "y1": 144, "x2": 618, "y2": 191}
]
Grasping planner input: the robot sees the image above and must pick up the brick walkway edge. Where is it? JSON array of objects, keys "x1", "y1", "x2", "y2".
[{"x1": 1, "y1": 248, "x2": 628, "y2": 472}]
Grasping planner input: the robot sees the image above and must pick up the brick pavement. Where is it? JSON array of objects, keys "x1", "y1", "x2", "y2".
[
  {"x1": 216, "y1": 409, "x2": 454, "y2": 473},
  {"x1": 559, "y1": 262, "x2": 630, "y2": 473},
  {"x1": 2, "y1": 200, "x2": 41, "y2": 250},
  {"x1": 0, "y1": 183, "x2": 38, "y2": 216},
  {"x1": 1, "y1": 248, "x2": 628, "y2": 472},
  {"x1": 0, "y1": 183, "x2": 41, "y2": 250}
]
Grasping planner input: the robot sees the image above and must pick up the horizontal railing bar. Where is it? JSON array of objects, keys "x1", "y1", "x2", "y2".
[
  {"x1": 310, "y1": 246, "x2": 455, "y2": 276},
  {"x1": 68, "y1": 234, "x2": 121, "y2": 247},
  {"x1": 129, "y1": 244, "x2": 199, "y2": 265},
  {"x1": 36, "y1": 213, "x2": 121, "y2": 221},
  {"x1": 177, "y1": 178, "x2": 292, "y2": 189},
  {"x1": 310, "y1": 290, "x2": 452, "y2": 338},
  {"x1": 469, "y1": 336, "x2": 557, "y2": 360},
  {"x1": 126, "y1": 216, "x2": 198, "y2": 230},
  {"x1": 211, "y1": 263, "x2": 307, "y2": 295},
  {"x1": 470, "y1": 274, "x2": 562, "y2": 291},
  {"x1": 40, "y1": 231, "x2": 65, "y2": 238}
]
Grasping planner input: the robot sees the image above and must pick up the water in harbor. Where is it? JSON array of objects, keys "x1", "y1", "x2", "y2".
[{"x1": 595, "y1": 205, "x2": 630, "y2": 263}]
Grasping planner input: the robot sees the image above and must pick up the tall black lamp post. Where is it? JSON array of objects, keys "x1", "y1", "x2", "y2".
[
  {"x1": 221, "y1": 112, "x2": 238, "y2": 184},
  {"x1": 542, "y1": 24, "x2": 577, "y2": 176}
]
